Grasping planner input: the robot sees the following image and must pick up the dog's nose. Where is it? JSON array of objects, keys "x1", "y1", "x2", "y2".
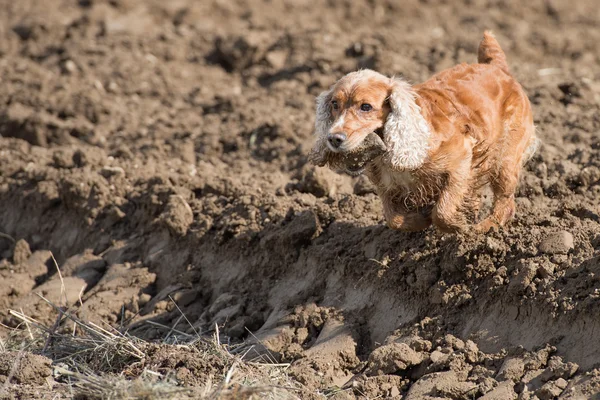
[{"x1": 328, "y1": 132, "x2": 347, "y2": 149}]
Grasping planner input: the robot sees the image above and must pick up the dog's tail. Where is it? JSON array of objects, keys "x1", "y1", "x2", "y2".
[{"x1": 478, "y1": 31, "x2": 510, "y2": 74}]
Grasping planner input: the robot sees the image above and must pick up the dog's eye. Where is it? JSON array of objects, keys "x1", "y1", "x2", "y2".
[
  {"x1": 331, "y1": 100, "x2": 339, "y2": 110},
  {"x1": 360, "y1": 103, "x2": 373, "y2": 112}
]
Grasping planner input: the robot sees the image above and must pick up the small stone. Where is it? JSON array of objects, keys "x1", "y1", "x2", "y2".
[
  {"x1": 539, "y1": 230, "x2": 574, "y2": 255},
  {"x1": 94, "y1": 80, "x2": 105, "y2": 91},
  {"x1": 61, "y1": 59, "x2": 77, "y2": 74},
  {"x1": 106, "y1": 81, "x2": 120, "y2": 93}
]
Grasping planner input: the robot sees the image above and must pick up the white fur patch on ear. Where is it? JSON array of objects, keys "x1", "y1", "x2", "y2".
[
  {"x1": 315, "y1": 89, "x2": 333, "y2": 138},
  {"x1": 309, "y1": 89, "x2": 333, "y2": 166},
  {"x1": 384, "y1": 78, "x2": 431, "y2": 170}
]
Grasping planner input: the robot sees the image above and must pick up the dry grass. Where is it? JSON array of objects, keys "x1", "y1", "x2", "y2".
[{"x1": 2, "y1": 295, "x2": 303, "y2": 400}]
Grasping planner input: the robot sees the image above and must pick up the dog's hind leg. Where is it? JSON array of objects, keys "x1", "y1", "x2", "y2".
[{"x1": 475, "y1": 112, "x2": 537, "y2": 233}]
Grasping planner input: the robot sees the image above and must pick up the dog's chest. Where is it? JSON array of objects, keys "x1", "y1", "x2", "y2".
[{"x1": 369, "y1": 165, "x2": 416, "y2": 194}]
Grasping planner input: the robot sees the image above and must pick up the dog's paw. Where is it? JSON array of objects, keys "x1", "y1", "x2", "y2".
[{"x1": 473, "y1": 218, "x2": 499, "y2": 233}]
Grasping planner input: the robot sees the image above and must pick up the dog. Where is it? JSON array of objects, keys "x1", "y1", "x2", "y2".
[{"x1": 309, "y1": 31, "x2": 539, "y2": 233}]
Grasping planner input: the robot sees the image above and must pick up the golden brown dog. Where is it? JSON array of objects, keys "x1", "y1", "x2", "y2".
[{"x1": 310, "y1": 31, "x2": 539, "y2": 233}]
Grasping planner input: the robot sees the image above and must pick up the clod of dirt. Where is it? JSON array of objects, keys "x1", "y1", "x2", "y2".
[
  {"x1": 81, "y1": 263, "x2": 156, "y2": 325},
  {"x1": 404, "y1": 370, "x2": 477, "y2": 400},
  {"x1": 37, "y1": 276, "x2": 87, "y2": 305},
  {"x1": 578, "y1": 166, "x2": 600, "y2": 187},
  {"x1": 61, "y1": 252, "x2": 107, "y2": 288},
  {"x1": 11, "y1": 239, "x2": 32, "y2": 264},
  {"x1": 349, "y1": 374, "x2": 407, "y2": 399},
  {"x1": 0, "y1": 352, "x2": 52, "y2": 385},
  {"x1": 211, "y1": 33, "x2": 268, "y2": 72},
  {"x1": 366, "y1": 342, "x2": 424, "y2": 375},
  {"x1": 291, "y1": 319, "x2": 359, "y2": 388},
  {"x1": 72, "y1": 148, "x2": 107, "y2": 168},
  {"x1": 0, "y1": 272, "x2": 35, "y2": 298},
  {"x1": 539, "y1": 230, "x2": 575, "y2": 254},
  {"x1": 559, "y1": 374, "x2": 600, "y2": 399},
  {"x1": 157, "y1": 195, "x2": 194, "y2": 236},
  {"x1": 292, "y1": 165, "x2": 353, "y2": 198},
  {"x1": 17, "y1": 250, "x2": 52, "y2": 280},
  {"x1": 537, "y1": 378, "x2": 568, "y2": 399},
  {"x1": 509, "y1": 261, "x2": 539, "y2": 294},
  {"x1": 260, "y1": 210, "x2": 322, "y2": 250},
  {"x1": 0, "y1": 103, "x2": 48, "y2": 147},
  {"x1": 541, "y1": 356, "x2": 579, "y2": 381},
  {"x1": 496, "y1": 357, "x2": 526, "y2": 382},
  {"x1": 353, "y1": 175, "x2": 376, "y2": 196},
  {"x1": 479, "y1": 381, "x2": 517, "y2": 400}
]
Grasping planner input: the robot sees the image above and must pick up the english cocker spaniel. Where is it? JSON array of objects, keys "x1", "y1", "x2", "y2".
[{"x1": 310, "y1": 31, "x2": 539, "y2": 233}]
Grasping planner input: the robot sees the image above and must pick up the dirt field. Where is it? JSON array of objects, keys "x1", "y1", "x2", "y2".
[{"x1": 1, "y1": 0, "x2": 599, "y2": 398}]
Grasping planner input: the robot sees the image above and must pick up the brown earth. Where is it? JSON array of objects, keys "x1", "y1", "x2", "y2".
[{"x1": 0, "y1": 0, "x2": 600, "y2": 398}]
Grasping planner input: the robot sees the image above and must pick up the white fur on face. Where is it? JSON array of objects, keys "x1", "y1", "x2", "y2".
[
  {"x1": 329, "y1": 111, "x2": 346, "y2": 132},
  {"x1": 327, "y1": 112, "x2": 347, "y2": 151},
  {"x1": 383, "y1": 78, "x2": 431, "y2": 170}
]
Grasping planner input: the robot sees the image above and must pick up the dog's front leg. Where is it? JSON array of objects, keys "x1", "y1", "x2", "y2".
[
  {"x1": 431, "y1": 141, "x2": 473, "y2": 233},
  {"x1": 382, "y1": 197, "x2": 432, "y2": 232}
]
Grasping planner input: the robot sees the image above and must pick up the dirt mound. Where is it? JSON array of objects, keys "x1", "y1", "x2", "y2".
[{"x1": 1, "y1": 0, "x2": 600, "y2": 398}]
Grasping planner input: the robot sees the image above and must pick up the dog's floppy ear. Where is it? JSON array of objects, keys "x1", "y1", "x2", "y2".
[
  {"x1": 308, "y1": 89, "x2": 333, "y2": 166},
  {"x1": 383, "y1": 78, "x2": 431, "y2": 170}
]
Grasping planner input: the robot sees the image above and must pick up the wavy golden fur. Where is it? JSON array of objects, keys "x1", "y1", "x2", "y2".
[{"x1": 310, "y1": 31, "x2": 539, "y2": 233}]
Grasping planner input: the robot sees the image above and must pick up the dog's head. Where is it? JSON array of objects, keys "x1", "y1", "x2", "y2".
[{"x1": 309, "y1": 69, "x2": 431, "y2": 173}]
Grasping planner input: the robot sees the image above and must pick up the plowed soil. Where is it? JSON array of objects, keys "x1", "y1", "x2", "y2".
[{"x1": 1, "y1": 0, "x2": 600, "y2": 398}]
